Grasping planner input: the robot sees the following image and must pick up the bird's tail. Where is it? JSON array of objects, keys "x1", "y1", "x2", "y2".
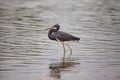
[{"x1": 73, "y1": 37, "x2": 80, "y2": 41}]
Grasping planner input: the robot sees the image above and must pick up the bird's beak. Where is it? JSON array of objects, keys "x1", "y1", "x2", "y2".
[
  {"x1": 45, "y1": 28, "x2": 50, "y2": 31},
  {"x1": 45, "y1": 26, "x2": 54, "y2": 31}
]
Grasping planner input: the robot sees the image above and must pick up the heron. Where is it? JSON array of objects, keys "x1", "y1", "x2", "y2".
[{"x1": 45, "y1": 24, "x2": 80, "y2": 56}]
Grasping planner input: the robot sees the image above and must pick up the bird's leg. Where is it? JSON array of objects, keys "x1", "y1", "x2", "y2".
[
  {"x1": 66, "y1": 44, "x2": 72, "y2": 55},
  {"x1": 56, "y1": 38, "x2": 66, "y2": 56},
  {"x1": 62, "y1": 51, "x2": 66, "y2": 62},
  {"x1": 62, "y1": 43, "x2": 66, "y2": 57}
]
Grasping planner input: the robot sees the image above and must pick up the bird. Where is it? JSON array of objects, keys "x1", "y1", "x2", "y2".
[{"x1": 45, "y1": 24, "x2": 80, "y2": 56}]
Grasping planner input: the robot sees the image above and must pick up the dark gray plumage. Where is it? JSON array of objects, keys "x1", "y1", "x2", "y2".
[
  {"x1": 53, "y1": 31, "x2": 80, "y2": 41},
  {"x1": 47, "y1": 24, "x2": 80, "y2": 42}
]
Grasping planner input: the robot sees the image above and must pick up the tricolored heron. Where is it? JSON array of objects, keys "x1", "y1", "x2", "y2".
[{"x1": 45, "y1": 24, "x2": 80, "y2": 56}]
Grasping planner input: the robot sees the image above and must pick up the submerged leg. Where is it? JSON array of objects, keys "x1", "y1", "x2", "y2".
[{"x1": 66, "y1": 44, "x2": 72, "y2": 55}]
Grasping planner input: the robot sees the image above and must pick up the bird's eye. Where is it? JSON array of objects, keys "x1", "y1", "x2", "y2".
[{"x1": 53, "y1": 27, "x2": 57, "y2": 29}]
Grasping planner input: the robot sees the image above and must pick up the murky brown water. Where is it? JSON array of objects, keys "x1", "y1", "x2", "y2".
[{"x1": 0, "y1": 0, "x2": 120, "y2": 80}]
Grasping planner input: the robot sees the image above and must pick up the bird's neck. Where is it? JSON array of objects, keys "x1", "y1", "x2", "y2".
[
  {"x1": 48, "y1": 29, "x2": 57, "y2": 40},
  {"x1": 56, "y1": 26, "x2": 60, "y2": 31}
]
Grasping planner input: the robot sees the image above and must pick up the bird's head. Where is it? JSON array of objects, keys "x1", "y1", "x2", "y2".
[{"x1": 45, "y1": 24, "x2": 60, "y2": 31}]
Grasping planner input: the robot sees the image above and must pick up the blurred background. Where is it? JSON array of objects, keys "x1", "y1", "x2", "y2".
[{"x1": 0, "y1": 0, "x2": 120, "y2": 80}]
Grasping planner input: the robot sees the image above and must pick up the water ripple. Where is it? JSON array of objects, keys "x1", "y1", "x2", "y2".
[{"x1": 0, "y1": 0, "x2": 120, "y2": 80}]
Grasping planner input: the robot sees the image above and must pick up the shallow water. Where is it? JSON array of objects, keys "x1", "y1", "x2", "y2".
[{"x1": 0, "y1": 0, "x2": 120, "y2": 80}]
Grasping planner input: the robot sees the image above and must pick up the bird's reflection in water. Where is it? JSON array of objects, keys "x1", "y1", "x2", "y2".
[{"x1": 49, "y1": 55, "x2": 80, "y2": 79}]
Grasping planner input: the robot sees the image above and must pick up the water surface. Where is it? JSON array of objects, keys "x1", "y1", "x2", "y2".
[{"x1": 0, "y1": 0, "x2": 120, "y2": 80}]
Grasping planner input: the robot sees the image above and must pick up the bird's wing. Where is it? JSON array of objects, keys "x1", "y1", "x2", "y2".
[{"x1": 53, "y1": 31, "x2": 76, "y2": 41}]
